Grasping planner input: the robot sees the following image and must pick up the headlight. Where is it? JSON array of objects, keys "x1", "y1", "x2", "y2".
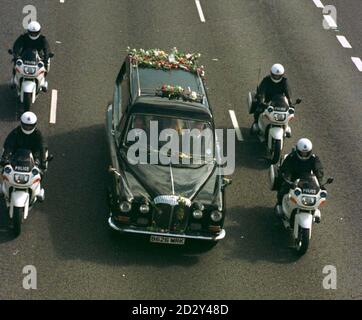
[
  {"x1": 24, "y1": 66, "x2": 37, "y2": 75},
  {"x1": 294, "y1": 189, "x2": 301, "y2": 196},
  {"x1": 32, "y1": 168, "x2": 39, "y2": 176},
  {"x1": 14, "y1": 174, "x2": 30, "y2": 184},
  {"x1": 210, "y1": 211, "x2": 223, "y2": 222},
  {"x1": 267, "y1": 107, "x2": 274, "y2": 113},
  {"x1": 139, "y1": 204, "x2": 150, "y2": 214},
  {"x1": 4, "y1": 167, "x2": 12, "y2": 174},
  {"x1": 16, "y1": 60, "x2": 23, "y2": 66},
  {"x1": 193, "y1": 210, "x2": 203, "y2": 219},
  {"x1": 301, "y1": 196, "x2": 316, "y2": 206},
  {"x1": 274, "y1": 113, "x2": 286, "y2": 121},
  {"x1": 320, "y1": 191, "x2": 327, "y2": 198},
  {"x1": 120, "y1": 201, "x2": 132, "y2": 213},
  {"x1": 38, "y1": 62, "x2": 44, "y2": 68},
  {"x1": 288, "y1": 108, "x2": 295, "y2": 115}
]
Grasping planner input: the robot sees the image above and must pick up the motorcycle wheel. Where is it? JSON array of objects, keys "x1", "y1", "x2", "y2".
[
  {"x1": 270, "y1": 139, "x2": 281, "y2": 164},
  {"x1": 23, "y1": 92, "x2": 32, "y2": 112},
  {"x1": 13, "y1": 207, "x2": 24, "y2": 237},
  {"x1": 295, "y1": 227, "x2": 310, "y2": 256}
]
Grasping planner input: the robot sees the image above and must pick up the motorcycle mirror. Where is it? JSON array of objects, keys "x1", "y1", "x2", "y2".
[
  {"x1": 327, "y1": 177, "x2": 334, "y2": 184},
  {"x1": 295, "y1": 98, "x2": 302, "y2": 105},
  {"x1": 8, "y1": 49, "x2": 13, "y2": 55},
  {"x1": 222, "y1": 177, "x2": 232, "y2": 189},
  {"x1": 49, "y1": 53, "x2": 55, "y2": 58},
  {"x1": 47, "y1": 155, "x2": 54, "y2": 162}
]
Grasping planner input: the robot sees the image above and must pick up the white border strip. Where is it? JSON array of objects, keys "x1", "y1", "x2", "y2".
[
  {"x1": 195, "y1": 0, "x2": 206, "y2": 23},
  {"x1": 351, "y1": 57, "x2": 362, "y2": 72},
  {"x1": 50, "y1": 90, "x2": 58, "y2": 124},
  {"x1": 323, "y1": 15, "x2": 337, "y2": 29},
  {"x1": 313, "y1": 0, "x2": 324, "y2": 8},
  {"x1": 336, "y1": 35, "x2": 352, "y2": 48},
  {"x1": 229, "y1": 110, "x2": 243, "y2": 142}
]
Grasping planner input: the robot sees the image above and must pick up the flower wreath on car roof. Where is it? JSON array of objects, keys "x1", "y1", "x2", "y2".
[
  {"x1": 127, "y1": 47, "x2": 205, "y2": 78},
  {"x1": 127, "y1": 47, "x2": 205, "y2": 102}
]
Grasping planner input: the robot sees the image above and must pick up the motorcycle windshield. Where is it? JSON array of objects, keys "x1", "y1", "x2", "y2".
[
  {"x1": 21, "y1": 49, "x2": 39, "y2": 65},
  {"x1": 297, "y1": 175, "x2": 320, "y2": 195},
  {"x1": 271, "y1": 94, "x2": 289, "y2": 112},
  {"x1": 11, "y1": 149, "x2": 35, "y2": 172}
]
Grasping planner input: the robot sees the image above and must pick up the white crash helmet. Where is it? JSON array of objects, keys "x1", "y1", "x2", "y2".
[
  {"x1": 21, "y1": 112, "x2": 37, "y2": 135},
  {"x1": 270, "y1": 63, "x2": 285, "y2": 83},
  {"x1": 296, "y1": 138, "x2": 313, "y2": 160},
  {"x1": 27, "y1": 21, "x2": 41, "y2": 40}
]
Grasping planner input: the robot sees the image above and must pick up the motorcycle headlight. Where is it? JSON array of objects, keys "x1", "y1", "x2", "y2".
[
  {"x1": 139, "y1": 204, "x2": 150, "y2": 214},
  {"x1": 320, "y1": 191, "x2": 327, "y2": 198},
  {"x1": 193, "y1": 209, "x2": 203, "y2": 219},
  {"x1": 16, "y1": 60, "x2": 23, "y2": 66},
  {"x1": 267, "y1": 107, "x2": 274, "y2": 113},
  {"x1": 38, "y1": 62, "x2": 44, "y2": 68},
  {"x1": 210, "y1": 211, "x2": 223, "y2": 222},
  {"x1": 274, "y1": 113, "x2": 286, "y2": 121},
  {"x1": 294, "y1": 189, "x2": 301, "y2": 196},
  {"x1": 120, "y1": 201, "x2": 132, "y2": 213},
  {"x1": 32, "y1": 168, "x2": 39, "y2": 176},
  {"x1": 14, "y1": 174, "x2": 30, "y2": 184},
  {"x1": 4, "y1": 167, "x2": 12, "y2": 174},
  {"x1": 24, "y1": 66, "x2": 37, "y2": 75},
  {"x1": 288, "y1": 108, "x2": 295, "y2": 115},
  {"x1": 301, "y1": 196, "x2": 316, "y2": 206}
]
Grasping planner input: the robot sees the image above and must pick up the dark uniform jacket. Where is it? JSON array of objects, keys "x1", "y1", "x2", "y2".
[
  {"x1": 256, "y1": 76, "x2": 292, "y2": 104},
  {"x1": 2, "y1": 127, "x2": 46, "y2": 166},
  {"x1": 13, "y1": 34, "x2": 50, "y2": 62}
]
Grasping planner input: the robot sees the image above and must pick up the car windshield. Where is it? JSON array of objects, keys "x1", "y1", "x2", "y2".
[{"x1": 123, "y1": 114, "x2": 214, "y2": 165}]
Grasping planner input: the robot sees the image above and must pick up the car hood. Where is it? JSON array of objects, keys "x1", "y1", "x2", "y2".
[{"x1": 125, "y1": 162, "x2": 216, "y2": 200}]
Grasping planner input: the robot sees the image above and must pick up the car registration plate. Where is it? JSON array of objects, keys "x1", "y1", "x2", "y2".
[{"x1": 150, "y1": 235, "x2": 185, "y2": 245}]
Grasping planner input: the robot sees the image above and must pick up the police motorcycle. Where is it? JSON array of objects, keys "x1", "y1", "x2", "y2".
[
  {"x1": 269, "y1": 159, "x2": 334, "y2": 255},
  {"x1": 8, "y1": 48, "x2": 54, "y2": 111},
  {"x1": 247, "y1": 93, "x2": 302, "y2": 164},
  {"x1": 0, "y1": 149, "x2": 53, "y2": 237}
]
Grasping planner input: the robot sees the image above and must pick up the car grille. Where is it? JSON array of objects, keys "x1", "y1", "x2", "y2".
[{"x1": 152, "y1": 204, "x2": 189, "y2": 232}]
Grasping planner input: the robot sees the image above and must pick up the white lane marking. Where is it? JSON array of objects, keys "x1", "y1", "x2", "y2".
[
  {"x1": 55, "y1": 41, "x2": 62, "y2": 44},
  {"x1": 323, "y1": 15, "x2": 337, "y2": 29},
  {"x1": 336, "y1": 35, "x2": 352, "y2": 48},
  {"x1": 60, "y1": 0, "x2": 65, "y2": 3},
  {"x1": 229, "y1": 110, "x2": 243, "y2": 141},
  {"x1": 313, "y1": 0, "x2": 324, "y2": 8},
  {"x1": 50, "y1": 90, "x2": 58, "y2": 124},
  {"x1": 195, "y1": 0, "x2": 206, "y2": 23},
  {"x1": 351, "y1": 57, "x2": 362, "y2": 72}
]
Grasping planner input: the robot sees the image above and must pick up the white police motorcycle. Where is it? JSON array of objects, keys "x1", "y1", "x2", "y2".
[
  {"x1": 247, "y1": 93, "x2": 301, "y2": 164},
  {"x1": 269, "y1": 161, "x2": 333, "y2": 255},
  {"x1": 8, "y1": 48, "x2": 54, "y2": 111},
  {"x1": 0, "y1": 149, "x2": 53, "y2": 237}
]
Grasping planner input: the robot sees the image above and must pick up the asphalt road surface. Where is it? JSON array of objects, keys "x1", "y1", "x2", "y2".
[{"x1": 0, "y1": 0, "x2": 361, "y2": 300}]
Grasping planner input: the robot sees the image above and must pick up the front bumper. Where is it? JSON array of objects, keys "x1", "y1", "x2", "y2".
[{"x1": 108, "y1": 218, "x2": 226, "y2": 241}]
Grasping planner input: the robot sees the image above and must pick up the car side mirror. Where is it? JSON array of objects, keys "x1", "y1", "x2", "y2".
[
  {"x1": 47, "y1": 155, "x2": 54, "y2": 162},
  {"x1": 222, "y1": 177, "x2": 232, "y2": 189},
  {"x1": 49, "y1": 53, "x2": 55, "y2": 58},
  {"x1": 109, "y1": 166, "x2": 121, "y2": 177},
  {"x1": 8, "y1": 49, "x2": 13, "y2": 55},
  {"x1": 295, "y1": 98, "x2": 302, "y2": 105},
  {"x1": 326, "y1": 177, "x2": 334, "y2": 184}
]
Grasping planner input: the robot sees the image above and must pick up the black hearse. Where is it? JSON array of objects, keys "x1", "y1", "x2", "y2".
[{"x1": 106, "y1": 50, "x2": 231, "y2": 246}]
